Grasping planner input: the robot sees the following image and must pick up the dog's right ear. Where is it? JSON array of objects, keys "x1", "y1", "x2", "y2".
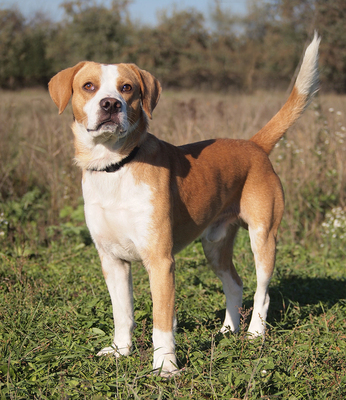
[{"x1": 48, "y1": 62, "x2": 87, "y2": 114}]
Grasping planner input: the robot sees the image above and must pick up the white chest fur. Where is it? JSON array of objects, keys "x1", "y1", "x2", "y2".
[{"x1": 82, "y1": 167, "x2": 154, "y2": 261}]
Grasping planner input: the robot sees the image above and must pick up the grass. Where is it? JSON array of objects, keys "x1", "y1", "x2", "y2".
[
  {"x1": 1, "y1": 233, "x2": 345, "y2": 399},
  {"x1": 0, "y1": 88, "x2": 346, "y2": 398}
]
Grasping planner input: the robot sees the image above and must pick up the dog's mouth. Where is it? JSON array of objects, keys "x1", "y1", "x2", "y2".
[
  {"x1": 87, "y1": 117, "x2": 127, "y2": 137},
  {"x1": 89, "y1": 119, "x2": 117, "y2": 131}
]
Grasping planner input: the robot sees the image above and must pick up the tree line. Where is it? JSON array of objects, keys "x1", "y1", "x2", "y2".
[{"x1": 0, "y1": 0, "x2": 345, "y2": 92}]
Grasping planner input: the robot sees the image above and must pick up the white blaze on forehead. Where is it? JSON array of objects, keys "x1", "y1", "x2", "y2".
[
  {"x1": 83, "y1": 64, "x2": 127, "y2": 131},
  {"x1": 99, "y1": 64, "x2": 121, "y2": 97}
]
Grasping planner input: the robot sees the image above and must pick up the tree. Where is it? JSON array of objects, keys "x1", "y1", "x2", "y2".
[
  {"x1": 127, "y1": 8, "x2": 211, "y2": 88},
  {"x1": 316, "y1": 0, "x2": 346, "y2": 92},
  {"x1": 0, "y1": 9, "x2": 53, "y2": 87},
  {"x1": 21, "y1": 13, "x2": 54, "y2": 85},
  {"x1": 49, "y1": 0, "x2": 133, "y2": 67},
  {"x1": 1, "y1": 0, "x2": 346, "y2": 92},
  {"x1": 0, "y1": 9, "x2": 25, "y2": 87}
]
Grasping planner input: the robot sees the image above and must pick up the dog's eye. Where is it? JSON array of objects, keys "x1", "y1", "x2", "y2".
[
  {"x1": 83, "y1": 82, "x2": 95, "y2": 92},
  {"x1": 122, "y1": 84, "x2": 132, "y2": 93}
]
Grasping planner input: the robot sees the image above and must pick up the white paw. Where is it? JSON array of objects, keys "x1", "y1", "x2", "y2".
[
  {"x1": 247, "y1": 324, "x2": 265, "y2": 338},
  {"x1": 152, "y1": 328, "x2": 177, "y2": 377},
  {"x1": 97, "y1": 344, "x2": 131, "y2": 357},
  {"x1": 153, "y1": 353, "x2": 179, "y2": 378},
  {"x1": 220, "y1": 325, "x2": 239, "y2": 334}
]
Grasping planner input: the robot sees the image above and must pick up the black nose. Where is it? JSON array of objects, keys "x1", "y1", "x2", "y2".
[{"x1": 100, "y1": 97, "x2": 122, "y2": 114}]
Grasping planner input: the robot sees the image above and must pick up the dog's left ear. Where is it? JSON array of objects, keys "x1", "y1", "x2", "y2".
[
  {"x1": 128, "y1": 64, "x2": 162, "y2": 119},
  {"x1": 49, "y1": 62, "x2": 87, "y2": 114}
]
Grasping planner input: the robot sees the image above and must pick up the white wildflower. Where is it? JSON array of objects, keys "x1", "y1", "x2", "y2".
[
  {"x1": 333, "y1": 219, "x2": 342, "y2": 228},
  {"x1": 321, "y1": 207, "x2": 346, "y2": 243}
]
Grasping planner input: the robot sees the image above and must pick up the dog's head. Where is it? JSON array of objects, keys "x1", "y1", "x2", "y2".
[{"x1": 48, "y1": 62, "x2": 161, "y2": 139}]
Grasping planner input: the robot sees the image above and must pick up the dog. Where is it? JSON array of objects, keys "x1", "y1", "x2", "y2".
[{"x1": 48, "y1": 33, "x2": 320, "y2": 376}]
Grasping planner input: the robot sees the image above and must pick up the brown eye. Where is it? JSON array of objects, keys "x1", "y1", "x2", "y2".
[
  {"x1": 83, "y1": 82, "x2": 95, "y2": 91},
  {"x1": 122, "y1": 84, "x2": 132, "y2": 93}
]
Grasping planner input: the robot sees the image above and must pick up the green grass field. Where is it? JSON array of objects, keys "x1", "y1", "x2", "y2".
[{"x1": 0, "y1": 89, "x2": 345, "y2": 399}]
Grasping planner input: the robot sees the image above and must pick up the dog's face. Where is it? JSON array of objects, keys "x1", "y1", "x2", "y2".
[{"x1": 49, "y1": 62, "x2": 161, "y2": 140}]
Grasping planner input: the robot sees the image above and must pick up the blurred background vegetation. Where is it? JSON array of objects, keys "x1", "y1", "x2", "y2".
[{"x1": 0, "y1": 0, "x2": 346, "y2": 92}]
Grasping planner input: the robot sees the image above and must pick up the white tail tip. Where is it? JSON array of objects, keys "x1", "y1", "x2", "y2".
[{"x1": 295, "y1": 31, "x2": 321, "y2": 98}]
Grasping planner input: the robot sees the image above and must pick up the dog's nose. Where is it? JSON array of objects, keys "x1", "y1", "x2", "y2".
[{"x1": 100, "y1": 97, "x2": 122, "y2": 114}]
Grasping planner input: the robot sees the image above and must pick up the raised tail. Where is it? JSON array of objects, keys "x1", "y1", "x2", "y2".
[{"x1": 250, "y1": 32, "x2": 321, "y2": 155}]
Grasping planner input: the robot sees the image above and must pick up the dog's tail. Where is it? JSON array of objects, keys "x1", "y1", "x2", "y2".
[{"x1": 250, "y1": 32, "x2": 320, "y2": 155}]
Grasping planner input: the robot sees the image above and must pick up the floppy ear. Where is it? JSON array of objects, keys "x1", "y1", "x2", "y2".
[
  {"x1": 48, "y1": 62, "x2": 87, "y2": 114},
  {"x1": 128, "y1": 64, "x2": 162, "y2": 119}
]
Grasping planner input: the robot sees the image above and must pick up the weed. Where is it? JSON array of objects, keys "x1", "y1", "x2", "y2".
[{"x1": 0, "y1": 89, "x2": 345, "y2": 398}]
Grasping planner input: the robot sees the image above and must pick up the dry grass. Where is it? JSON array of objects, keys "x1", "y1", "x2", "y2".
[
  {"x1": 0, "y1": 89, "x2": 78, "y2": 222},
  {"x1": 0, "y1": 88, "x2": 345, "y2": 243},
  {"x1": 154, "y1": 89, "x2": 346, "y2": 242},
  {"x1": 0, "y1": 89, "x2": 345, "y2": 399}
]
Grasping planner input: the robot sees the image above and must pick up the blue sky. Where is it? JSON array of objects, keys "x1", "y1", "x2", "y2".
[{"x1": 0, "y1": 0, "x2": 247, "y2": 25}]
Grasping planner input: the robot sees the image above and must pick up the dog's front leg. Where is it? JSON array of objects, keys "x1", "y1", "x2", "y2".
[
  {"x1": 97, "y1": 253, "x2": 135, "y2": 357},
  {"x1": 147, "y1": 256, "x2": 178, "y2": 376}
]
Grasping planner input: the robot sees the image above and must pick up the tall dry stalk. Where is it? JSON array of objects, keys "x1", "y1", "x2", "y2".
[
  {"x1": 0, "y1": 89, "x2": 80, "y2": 225},
  {"x1": 0, "y1": 88, "x2": 345, "y2": 243}
]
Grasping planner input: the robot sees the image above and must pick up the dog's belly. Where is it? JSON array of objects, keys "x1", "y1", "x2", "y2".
[{"x1": 82, "y1": 169, "x2": 154, "y2": 261}]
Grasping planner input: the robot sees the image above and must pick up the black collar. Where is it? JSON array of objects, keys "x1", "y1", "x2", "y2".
[{"x1": 89, "y1": 146, "x2": 140, "y2": 173}]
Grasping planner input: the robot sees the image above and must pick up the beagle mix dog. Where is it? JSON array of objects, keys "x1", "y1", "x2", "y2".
[{"x1": 49, "y1": 33, "x2": 320, "y2": 376}]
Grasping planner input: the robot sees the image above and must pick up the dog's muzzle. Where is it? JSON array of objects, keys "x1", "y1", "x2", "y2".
[{"x1": 87, "y1": 97, "x2": 128, "y2": 136}]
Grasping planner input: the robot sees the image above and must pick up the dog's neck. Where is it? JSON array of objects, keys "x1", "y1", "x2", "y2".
[
  {"x1": 72, "y1": 120, "x2": 146, "y2": 171},
  {"x1": 87, "y1": 145, "x2": 140, "y2": 173}
]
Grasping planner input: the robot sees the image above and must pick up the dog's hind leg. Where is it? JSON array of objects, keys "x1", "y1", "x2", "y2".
[
  {"x1": 202, "y1": 223, "x2": 243, "y2": 333},
  {"x1": 246, "y1": 224, "x2": 278, "y2": 337},
  {"x1": 243, "y1": 179, "x2": 284, "y2": 337}
]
